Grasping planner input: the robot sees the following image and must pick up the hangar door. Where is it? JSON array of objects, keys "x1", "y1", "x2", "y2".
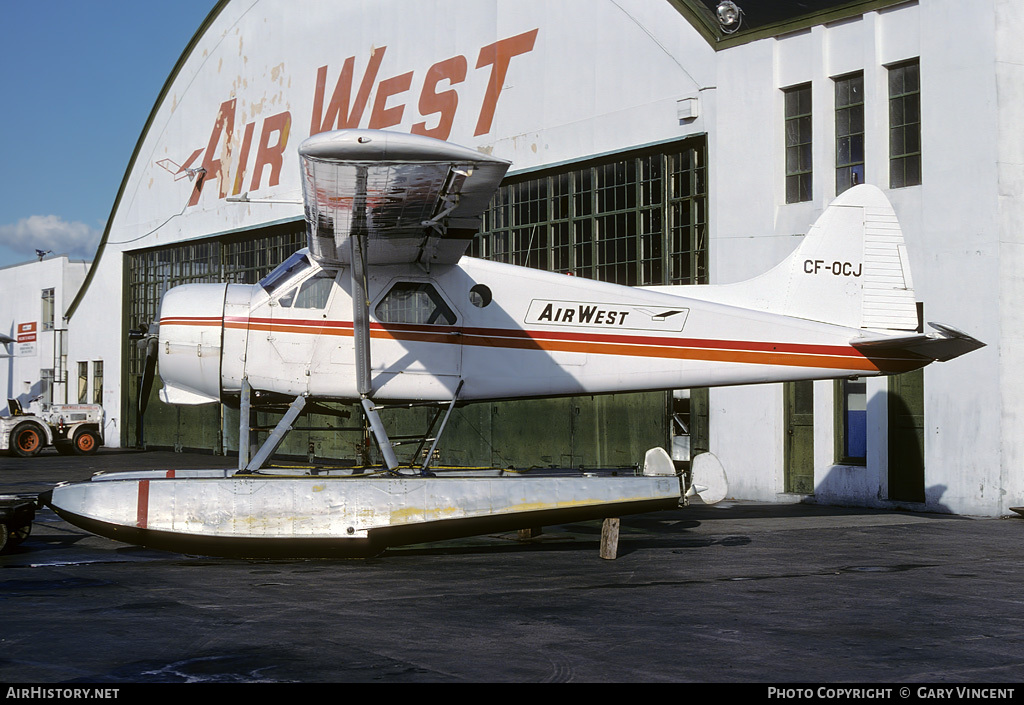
[
  {"x1": 125, "y1": 224, "x2": 306, "y2": 452},
  {"x1": 888, "y1": 369, "x2": 925, "y2": 502},
  {"x1": 466, "y1": 137, "x2": 710, "y2": 469}
]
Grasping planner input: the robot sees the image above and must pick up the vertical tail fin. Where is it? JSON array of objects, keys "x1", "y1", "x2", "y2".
[{"x1": 666, "y1": 185, "x2": 920, "y2": 332}]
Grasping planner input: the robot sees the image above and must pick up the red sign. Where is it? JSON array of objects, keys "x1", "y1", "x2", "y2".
[{"x1": 16, "y1": 322, "x2": 36, "y2": 343}]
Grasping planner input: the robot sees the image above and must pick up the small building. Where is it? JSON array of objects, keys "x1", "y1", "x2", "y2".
[
  {"x1": 0, "y1": 256, "x2": 91, "y2": 415},
  {"x1": 52, "y1": 0, "x2": 1020, "y2": 516}
]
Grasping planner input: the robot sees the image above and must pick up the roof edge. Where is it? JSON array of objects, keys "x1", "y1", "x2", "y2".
[
  {"x1": 670, "y1": 0, "x2": 916, "y2": 50},
  {"x1": 66, "y1": 0, "x2": 230, "y2": 320}
]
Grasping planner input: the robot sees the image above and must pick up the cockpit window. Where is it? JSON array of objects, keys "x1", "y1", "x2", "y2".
[
  {"x1": 375, "y1": 283, "x2": 457, "y2": 325},
  {"x1": 278, "y1": 287, "x2": 297, "y2": 308},
  {"x1": 293, "y1": 272, "x2": 335, "y2": 309},
  {"x1": 260, "y1": 251, "x2": 312, "y2": 295}
]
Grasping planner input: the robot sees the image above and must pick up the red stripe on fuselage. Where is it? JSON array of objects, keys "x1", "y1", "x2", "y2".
[{"x1": 160, "y1": 315, "x2": 905, "y2": 372}]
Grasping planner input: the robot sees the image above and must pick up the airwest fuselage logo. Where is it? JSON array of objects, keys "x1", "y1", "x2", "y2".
[
  {"x1": 161, "y1": 29, "x2": 539, "y2": 207},
  {"x1": 526, "y1": 300, "x2": 690, "y2": 333}
]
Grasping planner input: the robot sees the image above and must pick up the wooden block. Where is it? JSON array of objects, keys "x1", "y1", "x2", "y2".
[{"x1": 600, "y1": 517, "x2": 620, "y2": 560}]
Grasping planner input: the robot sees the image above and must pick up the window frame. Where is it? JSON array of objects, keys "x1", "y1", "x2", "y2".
[
  {"x1": 41, "y1": 288, "x2": 55, "y2": 332},
  {"x1": 374, "y1": 281, "x2": 458, "y2": 327},
  {"x1": 834, "y1": 378, "x2": 867, "y2": 466},
  {"x1": 834, "y1": 71, "x2": 865, "y2": 195},
  {"x1": 77, "y1": 361, "x2": 88, "y2": 404},
  {"x1": 784, "y1": 83, "x2": 813, "y2": 204},
  {"x1": 471, "y1": 139, "x2": 708, "y2": 287},
  {"x1": 93, "y1": 360, "x2": 103, "y2": 405},
  {"x1": 888, "y1": 59, "x2": 921, "y2": 189}
]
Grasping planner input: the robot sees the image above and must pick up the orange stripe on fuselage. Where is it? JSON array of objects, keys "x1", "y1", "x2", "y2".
[{"x1": 160, "y1": 315, "x2": 907, "y2": 372}]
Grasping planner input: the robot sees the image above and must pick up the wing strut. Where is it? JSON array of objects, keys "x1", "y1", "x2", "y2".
[{"x1": 349, "y1": 165, "x2": 401, "y2": 472}]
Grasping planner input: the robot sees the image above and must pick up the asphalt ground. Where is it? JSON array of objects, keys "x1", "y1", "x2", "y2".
[{"x1": 1, "y1": 449, "x2": 1024, "y2": 689}]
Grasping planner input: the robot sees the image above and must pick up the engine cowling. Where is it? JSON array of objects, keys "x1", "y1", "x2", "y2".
[{"x1": 158, "y1": 283, "x2": 228, "y2": 405}]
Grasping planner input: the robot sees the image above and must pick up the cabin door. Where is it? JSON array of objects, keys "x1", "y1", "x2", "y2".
[{"x1": 369, "y1": 278, "x2": 462, "y2": 399}]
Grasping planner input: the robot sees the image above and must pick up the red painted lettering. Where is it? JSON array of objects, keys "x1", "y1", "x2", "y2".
[
  {"x1": 189, "y1": 99, "x2": 236, "y2": 206},
  {"x1": 250, "y1": 111, "x2": 292, "y2": 191},
  {"x1": 368, "y1": 71, "x2": 413, "y2": 129},
  {"x1": 412, "y1": 56, "x2": 468, "y2": 140},
  {"x1": 474, "y1": 28, "x2": 538, "y2": 137},
  {"x1": 310, "y1": 48, "x2": 387, "y2": 135},
  {"x1": 232, "y1": 121, "x2": 255, "y2": 196}
]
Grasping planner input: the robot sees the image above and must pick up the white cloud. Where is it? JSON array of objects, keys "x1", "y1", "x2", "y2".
[{"x1": 0, "y1": 215, "x2": 101, "y2": 260}]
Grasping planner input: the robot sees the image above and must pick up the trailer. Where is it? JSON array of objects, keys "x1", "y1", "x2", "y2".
[
  {"x1": 1, "y1": 399, "x2": 104, "y2": 457},
  {"x1": 0, "y1": 496, "x2": 37, "y2": 553}
]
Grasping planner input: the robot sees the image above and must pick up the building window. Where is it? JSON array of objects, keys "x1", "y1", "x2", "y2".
[
  {"x1": 78, "y1": 362, "x2": 88, "y2": 404},
  {"x1": 41, "y1": 288, "x2": 55, "y2": 331},
  {"x1": 835, "y1": 379, "x2": 867, "y2": 465},
  {"x1": 888, "y1": 59, "x2": 921, "y2": 188},
  {"x1": 93, "y1": 361, "x2": 103, "y2": 405},
  {"x1": 835, "y1": 72, "x2": 864, "y2": 195},
  {"x1": 472, "y1": 139, "x2": 708, "y2": 286},
  {"x1": 41, "y1": 369, "x2": 54, "y2": 405},
  {"x1": 784, "y1": 84, "x2": 813, "y2": 203}
]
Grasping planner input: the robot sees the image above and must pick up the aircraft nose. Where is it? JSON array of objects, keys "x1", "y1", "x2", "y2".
[{"x1": 157, "y1": 283, "x2": 228, "y2": 405}]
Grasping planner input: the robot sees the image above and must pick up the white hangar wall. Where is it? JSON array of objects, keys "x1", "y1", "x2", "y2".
[
  {"x1": 65, "y1": 0, "x2": 717, "y2": 450},
  {"x1": 63, "y1": 0, "x2": 1015, "y2": 515},
  {"x1": 706, "y1": 1, "x2": 1014, "y2": 516}
]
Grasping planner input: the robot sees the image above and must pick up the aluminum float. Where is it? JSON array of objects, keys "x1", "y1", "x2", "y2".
[{"x1": 46, "y1": 462, "x2": 683, "y2": 559}]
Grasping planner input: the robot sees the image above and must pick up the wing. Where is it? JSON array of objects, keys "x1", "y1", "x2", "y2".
[{"x1": 299, "y1": 129, "x2": 510, "y2": 268}]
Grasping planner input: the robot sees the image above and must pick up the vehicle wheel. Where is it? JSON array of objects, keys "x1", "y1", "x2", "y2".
[
  {"x1": 10, "y1": 424, "x2": 44, "y2": 458},
  {"x1": 7, "y1": 522, "x2": 30, "y2": 547},
  {"x1": 72, "y1": 429, "x2": 100, "y2": 455}
]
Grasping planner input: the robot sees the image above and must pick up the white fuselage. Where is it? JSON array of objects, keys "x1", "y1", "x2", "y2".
[{"x1": 157, "y1": 254, "x2": 914, "y2": 406}]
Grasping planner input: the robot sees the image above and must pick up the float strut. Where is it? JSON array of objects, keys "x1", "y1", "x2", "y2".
[
  {"x1": 360, "y1": 398, "x2": 401, "y2": 472},
  {"x1": 242, "y1": 394, "x2": 307, "y2": 473},
  {"x1": 420, "y1": 380, "x2": 463, "y2": 476}
]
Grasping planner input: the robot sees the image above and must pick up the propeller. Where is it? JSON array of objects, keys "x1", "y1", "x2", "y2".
[{"x1": 128, "y1": 320, "x2": 160, "y2": 448}]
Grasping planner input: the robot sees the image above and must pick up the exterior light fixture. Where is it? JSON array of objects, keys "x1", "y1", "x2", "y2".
[{"x1": 716, "y1": 1, "x2": 743, "y2": 34}]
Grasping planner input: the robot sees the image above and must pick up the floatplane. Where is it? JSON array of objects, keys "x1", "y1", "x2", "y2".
[{"x1": 46, "y1": 129, "x2": 983, "y2": 558}]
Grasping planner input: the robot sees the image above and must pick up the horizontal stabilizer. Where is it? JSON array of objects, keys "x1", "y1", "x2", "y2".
[{"x1": 852, "y1": 322, "x2": 985, "y2": 363}]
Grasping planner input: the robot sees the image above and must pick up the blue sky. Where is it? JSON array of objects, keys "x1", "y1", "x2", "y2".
[{"x1": 0, "y1": 0, "x2": 218, "y2": 269}]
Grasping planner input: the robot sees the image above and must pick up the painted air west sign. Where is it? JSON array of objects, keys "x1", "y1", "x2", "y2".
[{"x1": 169, "y1": 29, "x2": 539, "y2": 208}]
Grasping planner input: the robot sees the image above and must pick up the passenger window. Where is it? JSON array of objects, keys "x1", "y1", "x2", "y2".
[
  {"x1": 293, "y1": 272, "x2": 335, "y2": 309},
  {"x1": 375, "y1": 283, "x2": 457, "y2": 325}
]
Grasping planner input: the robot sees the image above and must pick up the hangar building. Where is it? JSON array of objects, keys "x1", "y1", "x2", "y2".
[{"x1": 29, "y1": 0, "x2": 1021, "y2": 516}]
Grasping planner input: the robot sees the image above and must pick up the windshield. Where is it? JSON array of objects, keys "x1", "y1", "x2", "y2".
[{"x1": 259, "y1": 251, "x2": 312, "y2": 295}]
